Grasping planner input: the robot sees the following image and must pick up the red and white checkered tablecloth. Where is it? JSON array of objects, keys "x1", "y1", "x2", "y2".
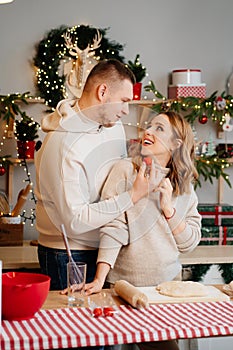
[{"x1": 1, "y1": 301, "x2": 233, "y2": 350}]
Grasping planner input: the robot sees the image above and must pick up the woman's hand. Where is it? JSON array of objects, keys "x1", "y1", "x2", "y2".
[
  {"x1": 85, "y1": 278, "x2": 104, "y2": 295},
  {"x1": 157, "y1": 177, "x2": 186, "y2": 235},
  {"x1": 156, "y1": 178, "x2": 173, "y2": 216}
]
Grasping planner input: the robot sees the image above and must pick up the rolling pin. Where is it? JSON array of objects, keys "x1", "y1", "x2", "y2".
[
  {"x1": 11, "y1": 184, "x2": 32, "y2": 216},
  {"x1": 114, "y1": 280, "x2": 149, "y2": 309}
]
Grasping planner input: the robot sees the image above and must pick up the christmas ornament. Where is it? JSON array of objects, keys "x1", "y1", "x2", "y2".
[
  {"x1": 222, "y1": 114, "x2": 233, "y2": 132},
  {"x1": 63, "y1": 29, "x2": 102, "y2": 98},
  {"x1": 198, "y1": 114, "x2": 208, "y2": 124},
  {"x1": 0, "y1": 164, "x2": 6, "y2": 176},
  {"x1": 215, "y1": 96, "x2": 226, "y2": 111}
]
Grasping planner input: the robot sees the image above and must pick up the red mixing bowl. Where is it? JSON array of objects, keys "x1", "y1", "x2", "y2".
[{"x1": 2, "y1": 271, "x2": 51, "y2": 320}]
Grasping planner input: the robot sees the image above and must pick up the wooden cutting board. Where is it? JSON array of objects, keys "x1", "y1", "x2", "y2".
[{"x1": 137, "y1": 286, "x2": 230, "y2": 304}]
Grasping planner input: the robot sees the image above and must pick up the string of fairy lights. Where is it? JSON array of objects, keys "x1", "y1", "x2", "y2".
[
  {"x1": 0, "y1": 93, "x2": 41, "y2": 225},
  {"x1": 19, "y1": 158, "x2": 37, "y2": 226},
  {"x1": 0, "y1": 131, "x2": 37, "y2": 225}
]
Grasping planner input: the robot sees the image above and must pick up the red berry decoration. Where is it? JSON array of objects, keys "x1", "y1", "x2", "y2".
[
  {"x1": 0, "y1": 164, "x2": 6, "y2": 176},
  {"x1": 93, "y1": 307, "x2": 103, "y2": 318},
  {"x1": 103, "y1": 306, "x2": 115, "y2": 317},
  {"x1": 199, "y1": 114, "x2": 208, "y2": 124}
]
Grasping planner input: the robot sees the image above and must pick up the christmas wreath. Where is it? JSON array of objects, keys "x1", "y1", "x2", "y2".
[{"x1": 33, "y1": 24, "x2": 126, "y2": 109}]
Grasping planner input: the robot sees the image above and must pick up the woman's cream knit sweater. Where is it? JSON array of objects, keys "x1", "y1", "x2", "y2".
[{"x1": 97, "y1": 158, "x2": 202, "y2": 287}]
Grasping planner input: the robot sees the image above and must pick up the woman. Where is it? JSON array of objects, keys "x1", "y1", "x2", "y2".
[{"x1": 86, "y1": 111, "x2": 202, "y2": 350}]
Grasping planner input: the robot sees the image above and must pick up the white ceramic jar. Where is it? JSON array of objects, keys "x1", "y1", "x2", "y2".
[{"x1": 0, "y1": 215, "x2": 21, "y2": 224}]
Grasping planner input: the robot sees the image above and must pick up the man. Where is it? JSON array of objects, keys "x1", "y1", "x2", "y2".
[{"x1": 35, "y1": 59, "x2": 156, "y2": 290}]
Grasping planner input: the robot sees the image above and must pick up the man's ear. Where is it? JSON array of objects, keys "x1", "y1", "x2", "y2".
[{"x1": 97, "y1": 84, "x2": 107, "y2": 101}]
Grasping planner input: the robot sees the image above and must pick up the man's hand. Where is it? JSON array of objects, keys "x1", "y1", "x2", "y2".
[
  {"x1": 131, "y1": 160, "x2": 157, "y2": 203},
  {"x1": 60, "y1": 287, "x2": 68, "y2": 295},
  {"x1": 85, "y1": 278, "x2": 104, "y2": 295}
]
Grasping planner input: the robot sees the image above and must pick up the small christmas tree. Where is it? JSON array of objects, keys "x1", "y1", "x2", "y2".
[
  {"x1": 206, "y1": 134, "x2": 216, "y2": 156},
  {"x1": 127, "y1": 54, "x2": 147, "y2": 82}
]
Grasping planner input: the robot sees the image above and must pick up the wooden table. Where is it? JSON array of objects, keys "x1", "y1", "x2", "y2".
[
  {"x1": 1, "y1": 287, "x2": 233, "y2": 350},
  {"x1": 1, "y1": 242, "x2": 233, "y2": 270}
]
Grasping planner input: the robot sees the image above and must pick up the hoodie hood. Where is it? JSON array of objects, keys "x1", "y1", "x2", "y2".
[{"x1": 41, "y1": 99, "x2": 102, "y2": 134}]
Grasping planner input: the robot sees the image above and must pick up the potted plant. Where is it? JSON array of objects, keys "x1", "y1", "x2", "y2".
[
  {"x1": 127, "y1": 54, "x2": 147, "y2": 100},
  {"x1": 14, "y1": 112, "x2": 40, "y2": 159}
]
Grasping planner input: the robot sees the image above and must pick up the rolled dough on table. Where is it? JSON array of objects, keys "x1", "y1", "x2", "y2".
[{"x1": 156, "y1": 281, "x2": 208, "y2": 297}]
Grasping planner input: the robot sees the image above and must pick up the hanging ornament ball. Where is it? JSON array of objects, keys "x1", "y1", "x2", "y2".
[
  {"x1": 199, "y1": 114, "x2": 208, "y2": 124},
  {"x1": 0, "y1": 164, "x2": 6, "y2": 176}
]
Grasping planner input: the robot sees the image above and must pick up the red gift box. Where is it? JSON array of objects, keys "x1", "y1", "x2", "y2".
[
  {"x1": 168, "y1": 84, "x2": 206, "y2": 98},
  {"x1": 200, "y1": 226, "x2": 233, "y2": 246},
  {"x1": 198, "y1": 204, "x2": 233, "y2": 226}
]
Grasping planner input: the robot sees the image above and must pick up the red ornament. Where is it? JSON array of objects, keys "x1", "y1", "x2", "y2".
[
  {"x1": 199, "y1": 114, "x2": 208, "y2": 124},
  {"x1": 0, "y1": 164, "x2": 6, "y2": 176}
]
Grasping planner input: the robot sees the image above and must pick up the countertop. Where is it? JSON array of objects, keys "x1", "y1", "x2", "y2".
[{"x1": 1, "y1": 241, "x2": 233, "y2": 270}]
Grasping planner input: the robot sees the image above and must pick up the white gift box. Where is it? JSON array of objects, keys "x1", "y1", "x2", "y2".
[{"x1": 172, "y1": 69, "x2": 202, "y2": 85}]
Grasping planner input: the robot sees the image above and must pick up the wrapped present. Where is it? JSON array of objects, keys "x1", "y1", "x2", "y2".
[
  {"x1": 222, "y1": 226, "x2": 233, "y2": 245},
  {"x1": 168, "y1": 84, "x2": 206, "y2": 98},
  {"x1": 198, "y1": 203, "x2": 233, "y2": 226},
  {"x1": 199, "y1": 226, "x2": 233, "y2": 246},
  {"x1": 216, "y1": 143, "x2": 233, "y2": 158},
  {"x1": 0, "y1": 223, "x2": 23, "y2": 246},
  {"x1": 172, "y1": 69, "x2": 202, "y2": 85}
]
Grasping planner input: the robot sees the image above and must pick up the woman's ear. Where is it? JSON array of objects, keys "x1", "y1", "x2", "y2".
[
  {"x1": 175, "y1": 138, "x2": 182, "y2": 149},
  {"x1": 171, "y1": 138, "x2": 182, "y2": 151}
]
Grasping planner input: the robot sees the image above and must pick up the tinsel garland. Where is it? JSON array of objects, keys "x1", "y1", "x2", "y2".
[{"x1": 33, "y1": 24, "x2": 125, "y2": 108}]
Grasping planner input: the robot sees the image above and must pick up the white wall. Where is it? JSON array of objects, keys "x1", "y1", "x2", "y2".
[{"x1": 1, "y1": 0, "x2": 233, "y2": 239}]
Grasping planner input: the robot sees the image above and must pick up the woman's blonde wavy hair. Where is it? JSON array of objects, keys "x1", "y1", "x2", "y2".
[{"x1": 129, "y1": 111, "x2": 198, "y2": 196}]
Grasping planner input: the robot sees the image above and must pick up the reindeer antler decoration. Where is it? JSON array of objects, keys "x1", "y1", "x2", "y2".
[{"x1": 64, "y1": 29, "x2": 102, "y2": 90}]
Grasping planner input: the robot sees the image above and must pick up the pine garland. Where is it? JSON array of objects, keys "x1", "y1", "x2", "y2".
[
  {"x1": 190, "y1": 264, "x2": 211, "y2": 282},
  {"x1": 218, "y1": 263, "x2": 233, "y2": 284},
  {"x1": 187, "y1": 263, "x2": 233, "y2": 283},
  {"x1": 0, "y1": 92, "x2": 29, "y2": 124},
  {"x1": 144, "y1": 81, "x2": 233, "y2": 124}
]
